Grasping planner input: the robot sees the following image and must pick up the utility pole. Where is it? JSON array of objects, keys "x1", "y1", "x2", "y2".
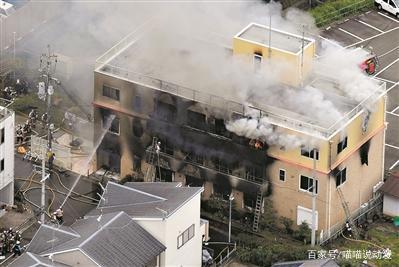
[
  {"x1": 38, "y1": 45, "x2": 58, "y2": 223},
  {"x1": 311, "y1": 147, "x2": 317, "y2": 247}
]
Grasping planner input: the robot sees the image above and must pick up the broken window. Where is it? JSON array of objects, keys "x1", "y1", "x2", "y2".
[
  {"x1": 157, "y1": 137, "x2": 174, "y2": 155},
  {"x1": 187, "y1": 110, "x2": 207, "y2": 131},
  {"x1": 185, "y1": 151, "x2": 204, "y2": 165},
  {"x1": 186, "y1": 175, "x2": 204, "y2": 187},
  {"x1": 212, "y1": 158, "x2": 237, "y2": 175},
  {"x1": 245, "y1": 165, "x2": 262, "y2": 181},
  {"x1": 279, "y1": 169, "x2": 286, "y2": 181},
  {"x1": 335, "y1": 168, "x2": 347, "y2": 187},
  {"x1": 337, "y1": 136, "x2": 348, "y2": 154},
  {"x1": 156, "y1": 101, "x2": 177, "y2": 122},
  {"x1": 359, "y1": 140, "x2": 370, "y2": 165},
  {"x1": 101, "y1": 109, "x2": 120, "y2": 135},
  {"x1": 301, "y1": 148, "x2": 319, "y2": 160},
  {"x1": 254, "y1": 52, "x2": 262, "y2": 71},
  {"x1": 102, "y1": 85, "x2": 120, "y2": 101},
  {"x1": 213, "y1": 182, "x2": 231, "y2": 200},
  {"x1": 300, "y1": 175, "x2": 318, "y2": 194},
  {"x1": 155, "y1": 167, "x2": 174, "y2": 182},
  {"x1": 132, "y1": 118, "x2": 143, "y2": 138},
  {"x1": 214, "y1": 118, "x2": 231, "y2": 138},
  {"x1": 243, "y1": 193, "x2": 257, "y2": 208}
]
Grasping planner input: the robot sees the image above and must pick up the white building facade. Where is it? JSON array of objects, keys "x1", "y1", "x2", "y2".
[{"x1": 0, "y1": 107, "x2": 14, "y2": 216}]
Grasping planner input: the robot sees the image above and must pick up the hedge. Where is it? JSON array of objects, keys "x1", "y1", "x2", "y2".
[{"x1": 311, "y1": 0, "x2": 374, "y2": 27}]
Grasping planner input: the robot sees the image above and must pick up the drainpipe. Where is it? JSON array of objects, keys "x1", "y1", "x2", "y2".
[{"x1": 327, "y1": 140, "x2": 333, "y2": 238}]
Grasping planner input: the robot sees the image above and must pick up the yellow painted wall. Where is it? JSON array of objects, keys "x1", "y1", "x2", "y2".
[{"x1": 232, "y1": 37, "x2": 315, "y2": 86}]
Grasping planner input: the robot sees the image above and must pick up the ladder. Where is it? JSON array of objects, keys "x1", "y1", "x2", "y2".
[
  {"x1": 252, "y1": 190, "x2": 263, "y2": 232},
  {"x1": 337, "y1": 187, "x2": 360, "y2": 239},
  {"x1": 144, "y1": 137, "x2": 158, "y2": 182}
]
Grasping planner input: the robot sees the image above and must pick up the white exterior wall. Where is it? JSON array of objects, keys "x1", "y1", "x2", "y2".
[
  {"x1": 136, "y1": 193, "x2": 202, "y2": 267},
  {"x1": 0, "y1": 109, "x2": 14, "y2": 207},
  {"x1": 383, "y1": 195, "x2": 399, "y2": 217}
]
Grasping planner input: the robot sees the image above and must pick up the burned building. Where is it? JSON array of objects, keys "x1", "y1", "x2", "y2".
[{"x1": 93, "y1": 21, "x2": 386, "y2": 241}]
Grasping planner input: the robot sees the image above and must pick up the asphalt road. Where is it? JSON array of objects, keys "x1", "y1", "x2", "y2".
[{"x1": 321, "y1": 9, "x2": 399, "y2": 173}]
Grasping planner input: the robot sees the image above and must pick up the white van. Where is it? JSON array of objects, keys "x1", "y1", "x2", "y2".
[{"x1": 375, "y1": 0, "x2": 399, "y2": 19}]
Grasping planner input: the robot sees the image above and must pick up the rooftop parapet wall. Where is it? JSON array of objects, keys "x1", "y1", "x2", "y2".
[{"x1": 94, "y1": 22, "x2": 386, "y2": 141}]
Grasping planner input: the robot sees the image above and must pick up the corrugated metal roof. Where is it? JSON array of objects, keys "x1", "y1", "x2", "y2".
[
  {"x1": 87, "y1": 182, "x2": 203, "y2": 219},
  {"x1": 8, "y1": 252, "x2": 71, "y2": 267},
  {"x1": 380, "y1": 174, "x2": 399, "y2": 198},
  {"x1": 38, "y1": 211, "x2": 165, "y2": 267}
]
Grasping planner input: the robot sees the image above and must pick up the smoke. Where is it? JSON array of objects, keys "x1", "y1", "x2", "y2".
[{"x1": 15, "y1": 0, "x2": 382, "y2": 150}]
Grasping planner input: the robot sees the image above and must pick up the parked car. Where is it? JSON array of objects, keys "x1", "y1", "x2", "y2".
[{"x1": 375, "y1": 0, "x2": 399, "y2": 19}]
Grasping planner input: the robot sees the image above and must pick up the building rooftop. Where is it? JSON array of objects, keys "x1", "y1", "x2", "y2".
[
  {"x1": 380, "y1": 173, "x2": 399, "y2": 198},
  {"x1": 95, "y1": 22, "x2": 385, "y2": 139},
  {"x1": 27, "y1": 211, "x2": 166, "y2": 267},
  {"x1": 86, "y1": 181, "x2": 203, "y2": 219},
  {"x1": 236, "y1": 23, "x2": 313, "y2": 54},
  {"x1": 8, "y1": 252, "x2": 70, "y2": 267}
]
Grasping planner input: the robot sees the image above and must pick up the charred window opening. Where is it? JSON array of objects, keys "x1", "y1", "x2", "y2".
[
  {"x1": 102, "y1": 85, "x2": 120, "y2": 101},
  {"x1": 335, "y1": 168, "x2": 347, "y2": 187},
  {"x1": 100, "y1": 109, "x2": 119, "y2": 135},
  {"x1": 186, "y1": 175, "x2": 204, "y2": 187},
  {"x1": 99, "y1": 148, "x2": 121, "y2": 173},
  {"x1": 337, "y1": 136, "x2": 348, "y2": 154},
  {"x1": 300, "y1": 175, "x2": 318, "y2": 194},
  {"x1": 360, "y1": 140, "x2": 370, "y2": 165},
  {"x1": 301, "y1": 148, "x2": 319, "y2": 160},
  {"x1": 245, "y1": 165, "x2": 263, "y2": 181},
  {"x1": 155, "y1": 167, "x2": 174, "y2": 182},
  {"x1": 244, "y1": 193, "x2": 257, "y2": 208},
  {"x1": 254, "y1": 52, "x2": 263, "y2": 71},
  {"x1": 213, "y1": 181, "x2": 231, "y2": 200},
  {"x1": 156, "y1": 101, "x2": 177, "y2": 122},
  {"x1": 214, "y1": 118, "x2": 231, "y2": 138},
  {"x1": 133, "y1": 95, "x2": 142, "y2": 112},
  {"x1": 157, "y1": 137, "x2": 174, "y2": 155},
  {"x1": 187, "y1": 110, "x2": 207, "y2": 131},
  {"x1": 132, "y1": 118, "x2": 143, "y2": 138},
  {"x1": 212, "y1": 157, "x2": 238, "y2": 175}
]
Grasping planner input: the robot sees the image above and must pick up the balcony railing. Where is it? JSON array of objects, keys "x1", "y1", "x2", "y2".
[{"x1": 145, "y1": 149, "x2": 266, "y2": 185}]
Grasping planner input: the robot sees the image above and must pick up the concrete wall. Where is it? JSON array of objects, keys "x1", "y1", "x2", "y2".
[
  {"x1": 0, "y1": 110, "x2": 14, "y2": 206},
  {"x1": 383, "y1": 195, "x2": 399, "y2": 217},
  {"x1": 135, "y1": 193, "x2": 202, "y2": 267}
]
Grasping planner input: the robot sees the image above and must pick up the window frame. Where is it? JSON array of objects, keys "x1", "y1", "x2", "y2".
[
  {"x1": 177, "y1": 224, "x2": 195, "y2": 249},
  {"x1": 0, "y1": 128, "x2": 4, "y2": 144},
  {"x1": 253, "y1": 53, "x2": 263, "y2": 71},
  {"x1": 0, "y1": 159, "x2": 4, "y2": 172},
  {"x1": 299, "y1": 175, "x2": 318, "y2": 194},
  {"x1": 279, "y1": 169, "x2": 286, "y2": 182},
  {"x1": 300, "y1": 147, "x2": 319, "y2": 160},
  {"x1": 337, "y1": 137, "x2": 348, "y2": 154},
  {"x1": 101, "y1": 114, "x2": 120, "y2": 135},
  {"x1": 335, "y1": 168, "x2": 347, "y2": 188},
  {"x1": 102, "y1": 85, "x2": 120, "y2": 101}
]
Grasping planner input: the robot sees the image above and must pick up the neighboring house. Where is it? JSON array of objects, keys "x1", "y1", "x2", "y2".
[
  {"x1": 24, "y1": 211, "x2": 165, "y2": 267},
  {"x1": 93, "y1": 19, "x2": 386, "y2": 242},
  {"x1": 85, "y1": 181, "x2": 204, "y2": 267},
  {"x1": 272, "y1": 258, "x2": 339, "y2": 267},
  {"x1": 0, "y1": 106, "x2": 14, "y2": 217},
  {"x1": 8, "y1": 252, "x2": 70, "y2": 267},
  {"x1": 380, "y1": 173, "x2": 399, "y2": 217}
]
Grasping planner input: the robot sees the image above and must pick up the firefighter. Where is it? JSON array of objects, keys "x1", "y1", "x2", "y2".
[
  {"x1": 16, "y1": 125, "x2": 23, "y2": 144},
  {"x1": 48, "y1": 151, "x2": 55, "y2": 170},
  {"x1": 345, "y1": 221, "x2": 352, "y2": 238},
  {"x1": 12, "y1": 241, "x2": 21, "y2": 257},
  {"x1": 41, "y1": 113, "x2": 48, "y2": 129},
  {"x1": 28, "y1": 109, "x2": 37, "y2": 128}
]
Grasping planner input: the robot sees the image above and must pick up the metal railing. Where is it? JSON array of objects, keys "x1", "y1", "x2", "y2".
[
  {"x1": 145, "y1": 149, "x2": 266, "y2": 185},
  {"x1": 313, "y1": 0, "x2": 374, "y2": 27},
  {"x1": 319, "y1": 194, "x2": 383, "y2": 245},
  {"x1": 95, "y1": 18, "x2": 385, "y2": 139}
]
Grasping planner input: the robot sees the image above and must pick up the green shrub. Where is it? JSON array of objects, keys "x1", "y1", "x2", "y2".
[
  {"x1": 293, "y1": 222, "x2": 312, "y2": 244},
  {"x1": 280, "y1": 217, "x2": 294, "y2": 234},
  {"x1": 311, "y1": 0, "x2": 374, "y2": 27}
]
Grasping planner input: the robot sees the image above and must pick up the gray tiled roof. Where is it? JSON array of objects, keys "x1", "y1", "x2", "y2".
[
  {"x1": 8, "y1": 252, "x2": 71, "y2": 267},
  {"x1": 39, "y1": 211, "x2": 165, "y2": 267},
  {"x1": 27, "y1": 224, "x2": 79, "y2": 254},
  {"x1": 86, "y1": 182, "x2": 203, "y2": 219}
]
